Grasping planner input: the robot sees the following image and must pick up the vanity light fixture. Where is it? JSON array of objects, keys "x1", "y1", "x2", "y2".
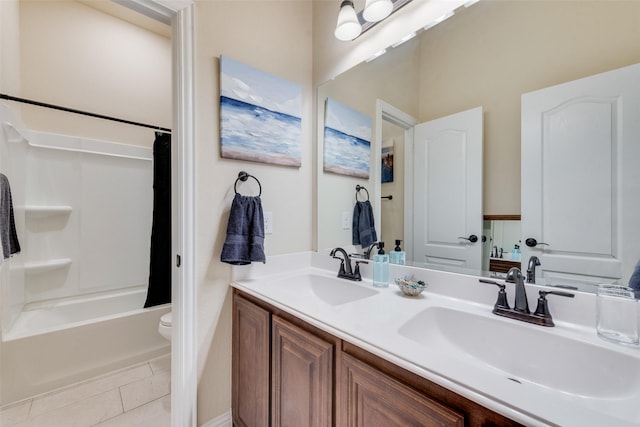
[
  {"x1": 335, "y1": 1, "x2": 362, "y2": 41},
  {"x1": 334, "y1": 0, "x2": 413, "y2": 41},
  {"x1": 363, "y1": 0, "x2": 393, "y2": 22}
]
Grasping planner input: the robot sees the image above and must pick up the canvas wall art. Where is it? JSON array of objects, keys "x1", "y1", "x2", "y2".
[
  {"x1": 323, "y1": 98, "x2": 371, "y2": 179},
  {"x1": 220, "y1": 56, "x2": 302, "y2": 167},
  {"x1": 381, "y1": 144, "x2": 394, "y2": 183}
]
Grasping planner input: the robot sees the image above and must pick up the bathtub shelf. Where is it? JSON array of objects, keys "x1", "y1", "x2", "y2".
[
  {"x1": 24, "y1": 258, "x2": 72, "y2": 275},
  {"x1": 24, "y1": 205, "x2": 73, "y2": 219}
]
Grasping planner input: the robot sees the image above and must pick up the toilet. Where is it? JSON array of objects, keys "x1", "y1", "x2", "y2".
[{"x1": 158, "y1": 311, "x2": 172, "y2": 341}]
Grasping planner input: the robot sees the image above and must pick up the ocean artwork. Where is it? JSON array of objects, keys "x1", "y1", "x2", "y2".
[
  {"x1": 220, "y1": 56, "x2": 302, "y2": 167},
  {"x1": 323, "y1": 98, "x2": 371, "y2": 178},
  {"x1": 382, "y1": 145, "x2": 394, "y2": 183}
]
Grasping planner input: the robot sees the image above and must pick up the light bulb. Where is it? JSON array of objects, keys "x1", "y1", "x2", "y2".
[
  {"x1": 363, "y1": 0, "x2": 393, "y2": 23},
  {"x1": 334, "y1": 0, "x2": 362, "y2": 41}
]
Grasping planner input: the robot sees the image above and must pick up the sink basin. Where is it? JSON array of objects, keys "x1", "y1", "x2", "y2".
[
  {"x1": 267, "y1": 273, "x2": 378, "y2": 306},
  {"x1": 398, "y1": 306, "x2": 640, "y2": 399}
]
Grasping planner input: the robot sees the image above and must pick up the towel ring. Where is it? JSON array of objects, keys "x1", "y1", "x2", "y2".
[
  {"x1": 234, "y1": 171, "x2": 262, "y2": 196},
  {"x1": 355, "y1": 185, "x2": 369, "y2": 201}
]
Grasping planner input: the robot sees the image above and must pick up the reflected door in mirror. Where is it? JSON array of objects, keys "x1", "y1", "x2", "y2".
[{"x1": 413, "y1": 107, "x2": 483, "y2": 269}]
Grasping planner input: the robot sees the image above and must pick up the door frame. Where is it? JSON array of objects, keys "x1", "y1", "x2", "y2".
[
  {"x1": 374, "y1": 100, "x2": 418, "y2": 260},
  {"x1": 116, "y1": 1, "x2": 196, "y2": 426}
]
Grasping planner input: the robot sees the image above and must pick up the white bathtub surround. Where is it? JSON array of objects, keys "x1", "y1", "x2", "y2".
[
  {"x1": 1, "y1": 296, "x2": 170, "y2": 404},
  {"x1": 0, "y1": 108, "x2": 155, "y2": 338},
  {"x1": 0, "y1": 354, "x2": 170, "y2": 427},
  {"x1": 231, "y1": 252, "x2": 640, "y2": 427}
]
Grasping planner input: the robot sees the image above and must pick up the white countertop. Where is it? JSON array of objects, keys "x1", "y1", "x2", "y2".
[{"x1": 230, "y1": 252, "x2": 640, "y2": 427}]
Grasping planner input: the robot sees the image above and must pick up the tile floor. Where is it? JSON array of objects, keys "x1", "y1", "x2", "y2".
[{"x1": 0, "y1": 354, "x2": 171, "y2": 427}]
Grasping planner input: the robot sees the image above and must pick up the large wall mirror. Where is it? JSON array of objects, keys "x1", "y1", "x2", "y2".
[{"x1": 316, "y1": 0, "x2": 640, "y2": 289}]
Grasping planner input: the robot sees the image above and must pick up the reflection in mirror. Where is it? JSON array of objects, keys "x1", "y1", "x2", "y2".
[
  {"x1": 316, "y1": 0, "x2": 640, "y2": 290},
  {"x1": 380, "y1": 119, "x2": 405, "y2": 246},
  {"x1": 483, "y1": 216, "x2": 521, "y2": 278}
]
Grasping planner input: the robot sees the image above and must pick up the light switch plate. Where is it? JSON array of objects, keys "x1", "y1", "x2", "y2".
[
  {"x1": 341, "y1": 211, "x2": 351, "y2": 230},
  {"x1": 264, "y1": 211, "x2": 273, "y2": 234}
]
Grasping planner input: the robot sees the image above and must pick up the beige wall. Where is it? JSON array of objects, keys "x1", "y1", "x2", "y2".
[
  {"x1": 193, "y1": 1, "x2": 313, "y2": 423},
  {"x1": 419, "y1": 0, "x2": 640, "y2": 215},
  {"x1": 17, "y1": 0, "x2": 171, "y2": 146}
]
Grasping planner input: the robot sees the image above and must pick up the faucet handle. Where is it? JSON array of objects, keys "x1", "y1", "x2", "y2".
[
  {"x1": 533, "y1": 290, "x2": 575, "y2": 323},
  {"x1": 479, "y1": 279, "x2": 511, "y2": 310}
]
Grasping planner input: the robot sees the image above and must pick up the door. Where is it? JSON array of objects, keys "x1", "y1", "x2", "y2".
[
  {"x1": 232, "y1": 295, "x2": 271, "y2": 427},
  {"x1": 272, "y1": 316, "x2": 333, "y2": 427},
  {"x1": 413, "y1": 107, "x2": 483, "y2": 270},
  {"x1": 521, "y1": 63, "x2": 640, "y2": 287}
]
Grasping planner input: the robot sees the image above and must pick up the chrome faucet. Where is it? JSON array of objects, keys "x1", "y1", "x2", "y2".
[
  {"x1": 506, "y1": 267, "x2": 529, "y2": 313},
  {"x1": 330, "y1": 247, "x2": 367, "y2": 281},
  {"x1": 480, "y1": 266, "x2": 575, "y2": 327},
  {"x1": 526, "y1": 256, "x2": 541, "y2": 283}
]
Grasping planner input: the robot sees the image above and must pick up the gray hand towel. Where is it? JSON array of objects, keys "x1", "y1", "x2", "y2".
[
  {"x1": 352, "y1": 200, "x2": 377, "y2": 248},
  {"x1": 629, "y1": 259, "x2": 640, "y2": 292},
  {"x1": 0, "y1": 173, "x2": 20, "y2": 259},
  {"x1": 221, "y1": 194, "x2": 265, "y2": 265}
]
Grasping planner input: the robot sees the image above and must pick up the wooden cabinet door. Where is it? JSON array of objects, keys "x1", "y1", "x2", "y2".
[
  {"x1": 232, "y1": 295, "x2": 270, "y2": 427},
  {"x1": 339, "y1": 352, "x2": 464, "y2": 427},
  {"x1": 272, "y1": 316, "x2": 333, "y2": 427}
]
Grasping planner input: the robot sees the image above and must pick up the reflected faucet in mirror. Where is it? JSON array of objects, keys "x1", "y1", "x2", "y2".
[{"x1": 526, "y1": 256, "x2": 541, "y2": 284}]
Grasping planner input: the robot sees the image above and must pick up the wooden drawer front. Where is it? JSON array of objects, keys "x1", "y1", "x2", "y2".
[
  {"x1": 272, "y1": 316, "x2": 333, "y2": 427},
  {"x1": 232, "y1": 295, "x2": 271, "y2": 427},
  {"x1": 339, "y1": 352, "x2": 464, "y2": 427},
  {"x1": 489, "y1": 259, "x2": 521, "y2": 273}
]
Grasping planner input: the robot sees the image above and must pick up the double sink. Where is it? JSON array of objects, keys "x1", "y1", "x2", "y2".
[{"x1": 233, "y1": 268, "x2": 640, "y2": 426}]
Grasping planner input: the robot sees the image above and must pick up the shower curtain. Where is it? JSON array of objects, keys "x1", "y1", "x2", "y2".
[{"x1": 144, "y1": 132, "x2": 171, "y2": 308}]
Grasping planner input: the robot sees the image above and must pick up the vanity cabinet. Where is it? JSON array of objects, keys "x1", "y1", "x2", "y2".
[
  {"x1": 232, "y1": 294, "x2": 270, "y2": 427},
  {"x1": 272, "y1": 316, "x2": 333, "y2": 427},
  {"x1": 232, "y1": 290, "x2": 523, "y2": 427},
  {"x1": 340, "y1": 352, "x2": 463, "y2": 426}
]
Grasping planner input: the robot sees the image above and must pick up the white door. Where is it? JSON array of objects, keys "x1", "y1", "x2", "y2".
[
  {"x1": 413, "y1": 107, "x2": 483, "y2": 270},
  {"x1": 521, "y1": 63, "x2": 640, "y2": 287}
]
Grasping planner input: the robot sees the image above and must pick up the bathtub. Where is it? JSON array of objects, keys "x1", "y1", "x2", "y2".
[{"x1": 0, "y1": 288, "x2": 170, "y2": 405}]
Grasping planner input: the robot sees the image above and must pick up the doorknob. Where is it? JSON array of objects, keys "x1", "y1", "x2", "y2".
[
  {"x1": 525, "y1": 238, "x2": 549, "y2": 248},
  {"x1": 458, "y1": 235, "x2": 479, "y2": 243}
]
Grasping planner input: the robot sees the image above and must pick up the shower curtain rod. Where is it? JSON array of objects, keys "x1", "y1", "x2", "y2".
[{"x1": 0, "y1": 94, "x2": 171, "y2": 133}]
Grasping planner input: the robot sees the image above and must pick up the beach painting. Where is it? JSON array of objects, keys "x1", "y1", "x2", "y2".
[
  {"x1": 381, "y1": 144, "x2": 394, "y2": 183},
  {"x1": 220, "y1": 56, "x2": 302, "y2": 167},
  {"x1": 323, "y1": 98, "x2": 371, "y2": 178}
]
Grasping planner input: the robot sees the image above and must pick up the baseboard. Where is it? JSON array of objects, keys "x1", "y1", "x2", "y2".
[{"x1": 200, "y1": 409, "x2": 232, "y2": 427}]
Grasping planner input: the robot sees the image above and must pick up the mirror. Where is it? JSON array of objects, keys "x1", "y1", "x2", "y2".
[
  {"x1": 316, "y1": 0, "x2": 640, "y2": 286},
  {"x1": 483, "y1": 216, "x2": 521, "y2": 278}
]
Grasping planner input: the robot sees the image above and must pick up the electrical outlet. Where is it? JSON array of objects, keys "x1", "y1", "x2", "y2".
[
  {"x1": 264, "y1": 211, "x2": 273, "y2": 234},
  {"x1": 341, "y1": 212, "x2": 351, "y2": 230}
]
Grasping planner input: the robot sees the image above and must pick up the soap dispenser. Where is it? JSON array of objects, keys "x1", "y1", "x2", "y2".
[
  {"x1": 373, "y1": 242, "x2": 389, "y2": 288},
  {"x1": 512, "y1": 244, "x2": 521, "y2": 262},
  {"x1": 390, "y1": 239, "x2": 406, "y2": 265}
]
